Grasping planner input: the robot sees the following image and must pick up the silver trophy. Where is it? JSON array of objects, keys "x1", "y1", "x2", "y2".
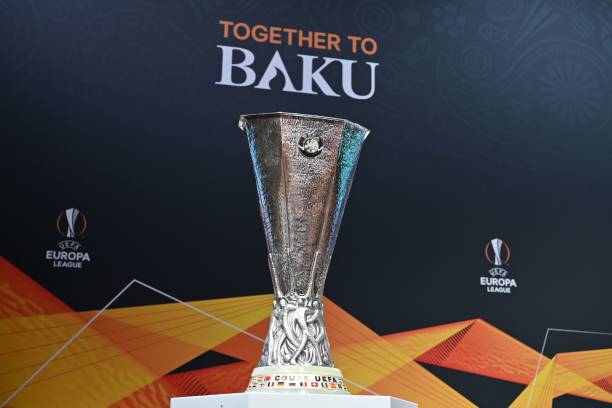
[{"x1": 239, "y1": 112, "x2": 369, "y2": 395}]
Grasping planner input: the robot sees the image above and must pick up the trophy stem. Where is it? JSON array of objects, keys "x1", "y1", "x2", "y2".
[
  {"x1": 304, "y1": 251, "x2": 319, "y2": 299},
  {"x1": 267, "y1": 253, "x2": 283, "y2": 299}
]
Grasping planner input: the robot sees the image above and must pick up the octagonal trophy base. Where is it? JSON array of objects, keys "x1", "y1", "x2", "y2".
[{"x1": 246, "y1": 366, "x2": 349, "y2": 395}]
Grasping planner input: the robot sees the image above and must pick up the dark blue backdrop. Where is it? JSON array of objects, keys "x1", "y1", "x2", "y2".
[{"x1": 2, "y1": 0, "x2": 611, "y2": 406}]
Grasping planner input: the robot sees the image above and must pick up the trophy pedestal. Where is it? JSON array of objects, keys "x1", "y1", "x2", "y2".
[
  {"x1": 246, "y1": 365, "x2": 349, "y2": 394},
  {"x1": 170, "y1": 393, "x2": 417, "y2": 408}
]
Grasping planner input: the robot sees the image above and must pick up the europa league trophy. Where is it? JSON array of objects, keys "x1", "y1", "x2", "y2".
[
  {"x1": 238, "y1": 112, "x2": 369, "y2": 395},
  {"x1": 169, "y1": 114, "x2": 418, "y2": 407}
]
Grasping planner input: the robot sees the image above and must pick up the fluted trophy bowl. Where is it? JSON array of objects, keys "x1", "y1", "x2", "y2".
[{"x1": 239, "y1": 112, "x2": 369, "y2": 395}]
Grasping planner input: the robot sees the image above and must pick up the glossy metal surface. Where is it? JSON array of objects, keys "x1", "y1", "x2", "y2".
[{"x1": 239, "y1": 112, "x2": 369, "y2": 368}]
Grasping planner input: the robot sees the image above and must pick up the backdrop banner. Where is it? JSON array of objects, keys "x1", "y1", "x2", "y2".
[{"x1": 1, "y1": 1, "x2": 611, "y2": 407}]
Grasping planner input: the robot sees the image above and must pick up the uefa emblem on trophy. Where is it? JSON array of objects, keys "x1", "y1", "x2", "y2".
[{"x1": 238, "y1": 112, "x2": 369, "y2": 395}]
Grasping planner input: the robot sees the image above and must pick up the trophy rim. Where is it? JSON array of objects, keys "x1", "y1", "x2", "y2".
[{"x1": 238, "y1": 112, "x2": 369, "y2": 138}]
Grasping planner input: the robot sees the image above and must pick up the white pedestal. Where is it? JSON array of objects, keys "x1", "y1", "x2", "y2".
[{"x1": 170, "y1": 393, "x2": 417, "y2": 408}]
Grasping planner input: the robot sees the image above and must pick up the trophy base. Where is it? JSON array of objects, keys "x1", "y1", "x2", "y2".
[
  {"x1": 246, "y1": 365, "x2": 349, "y2": 395},
  {"x1": 170, "y1": 393, "x2": 418, "y2": 407}
]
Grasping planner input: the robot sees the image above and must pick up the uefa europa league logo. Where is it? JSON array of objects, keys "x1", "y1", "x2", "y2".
[
  {"x1": 56, "y1": 208, "x2": 87, "y2": 239},
  {"x1": 485, "y1": 238, "x2": 510, "y2": 266},
  {"x1": 46, "y1": 208, "x2": 91, "y2": 269},
  {"x1": 481, "y1": 238, "x2": 518, "y2": 294}
]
